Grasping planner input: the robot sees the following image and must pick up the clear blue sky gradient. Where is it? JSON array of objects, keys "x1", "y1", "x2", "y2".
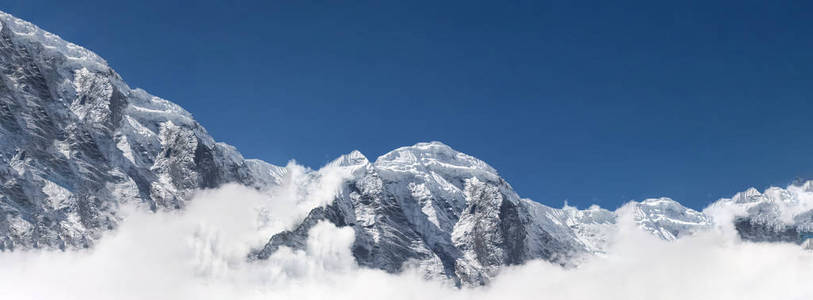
[{"x1": 5, "y1": 1, "x2": 812, "y2": 210}]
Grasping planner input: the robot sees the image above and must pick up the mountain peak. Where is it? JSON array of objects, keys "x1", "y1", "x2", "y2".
[
  {"x1": 0, "y1": 11, "x2": 108, "y2": 72},
  {"x1": 376, "y1": 141, "x2": 457, "y2": 160},
  {"x1": 375, "y1": 141, "x2": 498, "y2": 178},
  {"x1": 638, "y1": 197, "x2": 682, "y2": 208},
  {"x1": 327, "y1": 150, "x2": 369, "y2": 168},
  {"x1": 731, "y1": 187, "x2": 764, "y2": 203},
  {"x1": 628, "y1": 197, "x2": 713, "y2": 241}
]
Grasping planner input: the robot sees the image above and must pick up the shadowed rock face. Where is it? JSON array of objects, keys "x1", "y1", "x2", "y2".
[
  {"x1": 253, "y1": 203, "x2": 348, "y2": 259},
  {"x1": 734, "y1": 217, "x2": 799, "y2": 243},
  {"x1": 0, "y1": 11, "x2": 285, "y2": 250}
]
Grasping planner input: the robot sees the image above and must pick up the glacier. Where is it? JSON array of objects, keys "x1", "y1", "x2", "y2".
[{"x1": 0, "y1": 10, "x2": 811, "y2": 287}]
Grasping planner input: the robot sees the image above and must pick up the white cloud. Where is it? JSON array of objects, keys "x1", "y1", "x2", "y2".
[{"x1": 1, "y1": 162, "x2": 812, "y2": 300}]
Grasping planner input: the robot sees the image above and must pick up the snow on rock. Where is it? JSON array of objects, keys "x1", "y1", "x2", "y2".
[
  {"x1": 0, "y1": 11, "x2": 283, "y2": 250},
  {"x1": 626, "y1": 197, "x2": 713, "y2": 241},
  {"x1": 705, "y1": 181, "x2": 813, "y2": 244}
]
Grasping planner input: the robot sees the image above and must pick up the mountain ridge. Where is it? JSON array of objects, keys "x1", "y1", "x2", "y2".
[
  {"x1": 0, "y1": 10, "x2": 285, "y2": 250},
  {"x1": 0, "y1": 10, "x2": 811, "y2": 287},
  {"x1": 253, "y1": 142, "x2": 717, "y2": 285}
]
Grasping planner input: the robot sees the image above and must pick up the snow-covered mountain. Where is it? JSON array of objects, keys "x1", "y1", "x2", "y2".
[
  {"x1": 0, "y1": 10, "x2": 811, "y2": 287},
  {"x1": 252, "y1": 143, "x2": 813, "y2": 286},
  {"x1": 0, "y1": 11, "x2": 285, "y2": 250},
  {"x1": 252, "y1": 142, "x2": 713, "y2": 285},
  {"x1": 705, "y1": 181, "x2": 813, "y2": 244}
]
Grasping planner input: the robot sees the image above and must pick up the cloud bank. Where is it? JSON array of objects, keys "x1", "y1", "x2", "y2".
[{"x1": 1, "y1": 162, "x2": 812, "y2": 300}]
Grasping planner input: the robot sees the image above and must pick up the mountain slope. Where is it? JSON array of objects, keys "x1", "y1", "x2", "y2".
[{"x1": 0, "y1": 11, "x2": 284, "y2": 250}]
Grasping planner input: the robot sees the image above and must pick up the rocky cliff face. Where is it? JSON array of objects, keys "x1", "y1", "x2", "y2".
[{"x1": 0, "y1": 11, "x2": 284, "y2": 250}]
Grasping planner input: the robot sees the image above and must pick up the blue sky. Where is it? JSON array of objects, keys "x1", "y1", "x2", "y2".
[{"x1": 5, "y1": 1, "x2": 812, "y2": 210}]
